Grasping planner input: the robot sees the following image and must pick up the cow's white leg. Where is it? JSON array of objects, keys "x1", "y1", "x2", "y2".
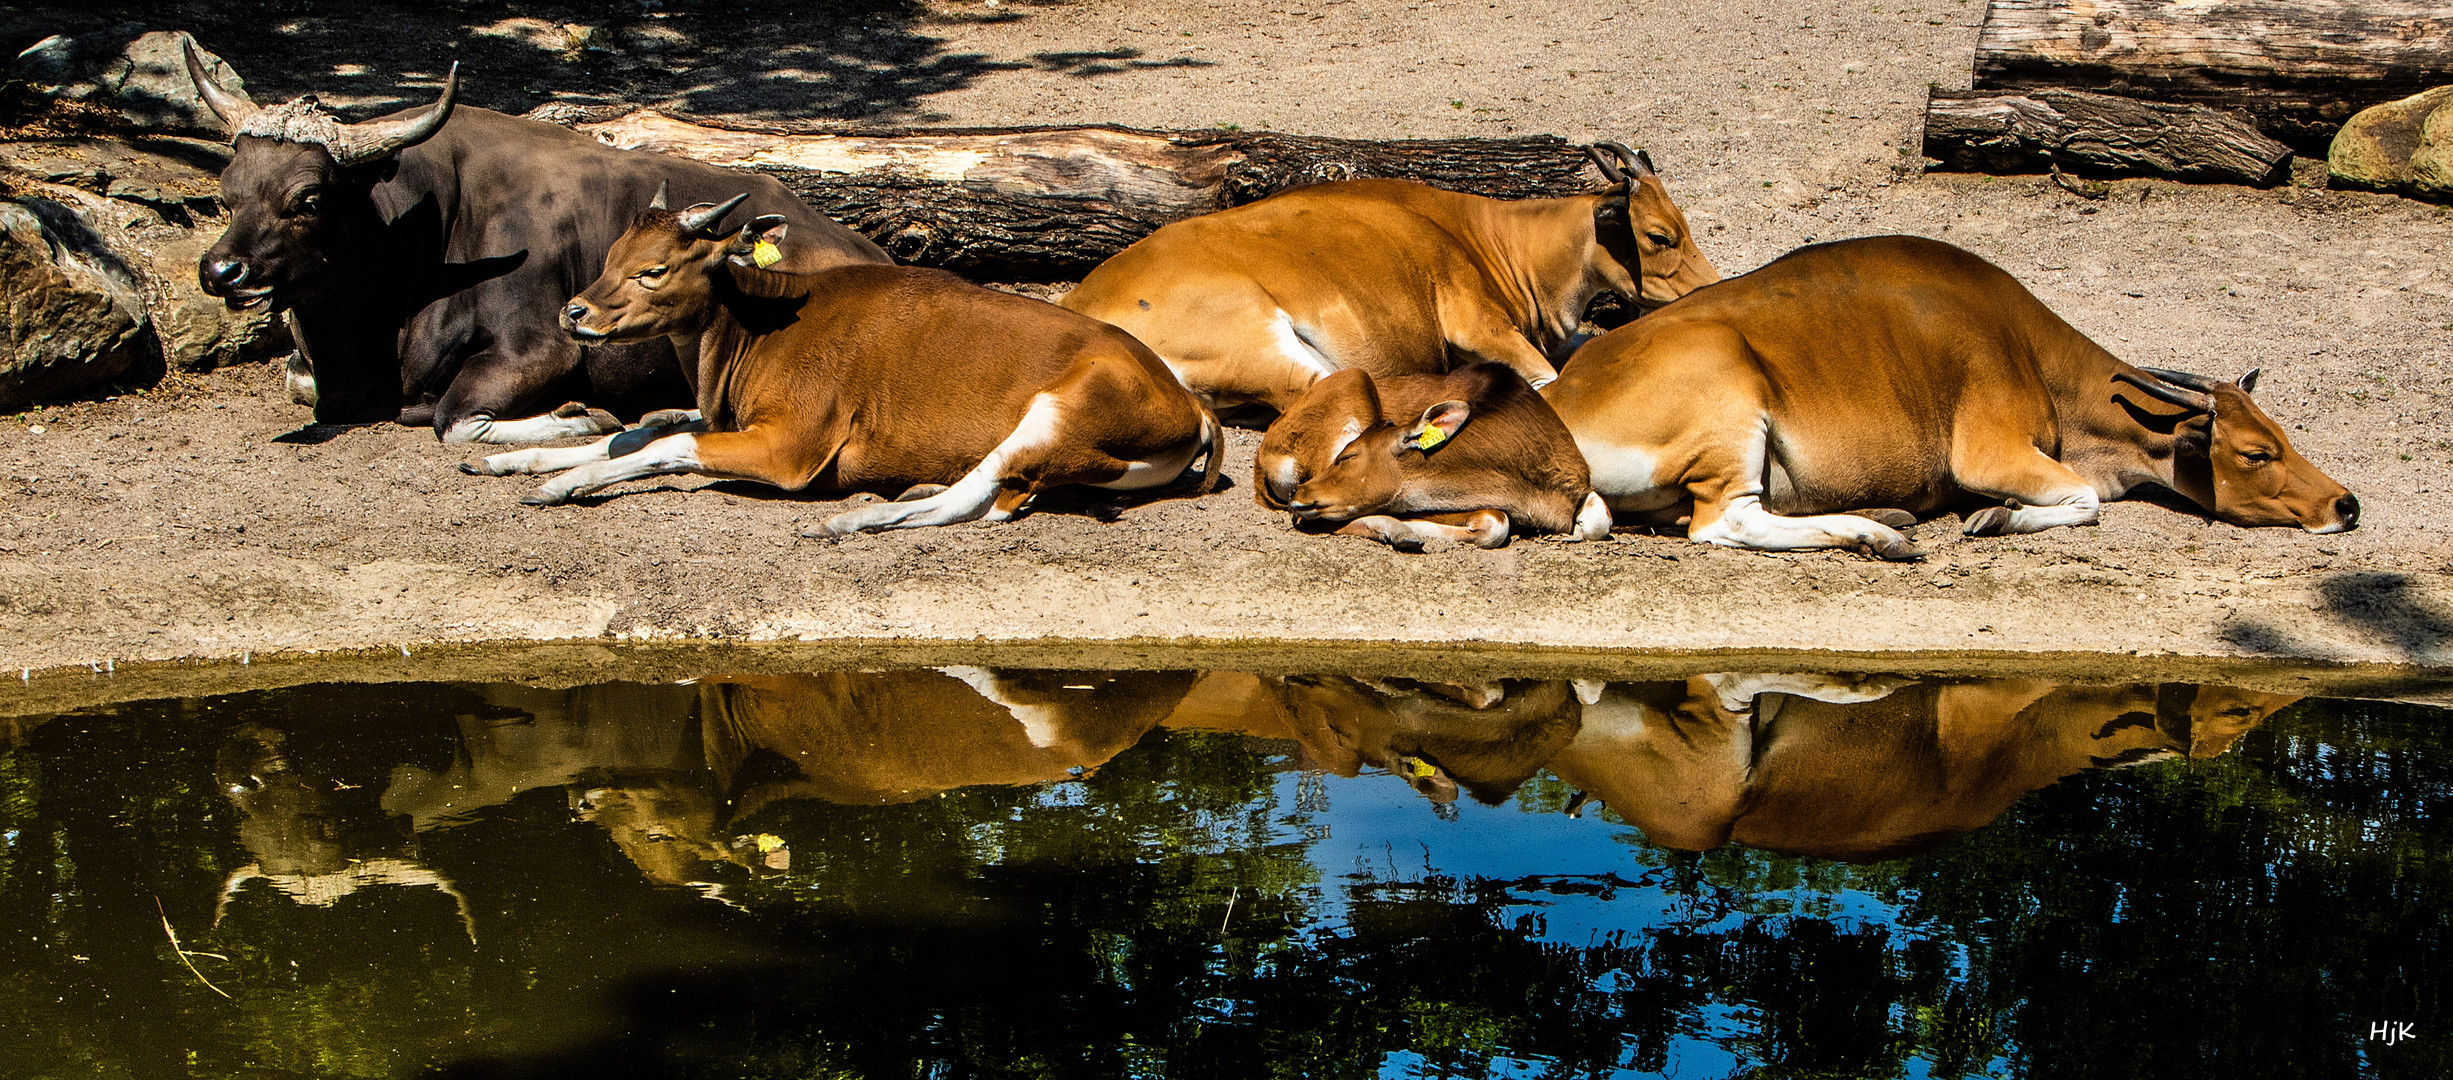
[
  {"x1": 284, "y1": 354, "x2": 317, "y2": 407},
  {"x1": 1954, "y1": 444, "x2": 2104, "y2": 536},
  {"x1": 1702, "y1": 672, "x2": 1911, "y2": 714},
  {"x1": 937, "y1": 666, "x2": 1065, "y2": 748},
  {"x1": 1333, "y1": 511, "x2": 1509, "y2": 551},
  {"x1": 1691, "y1": 494, "x2": 1920, "y2": 560},
  {"x1": 523, "y1": 432, "x2": 705, "y2": 505},
  {"x1": 813, "y1": 394, "x2": 1064, "y2": 536},
  {"x1": 466, "y1": 415, "x2": 707, "y2": 477},
  {"x1": 443, "y1": 402, "x2": 624, "y2": 445}
]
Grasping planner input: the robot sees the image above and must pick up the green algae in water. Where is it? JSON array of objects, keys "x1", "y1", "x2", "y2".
[{"x1": 0, "y1": 669, "x2": 2445, "y2": 1078}]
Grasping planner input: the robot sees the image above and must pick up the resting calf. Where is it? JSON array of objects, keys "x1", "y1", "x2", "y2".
[
  {"x1": 466, "y1": 194, "x2": 1219, "y2": 534},
  {"x1": 1254, "y1": 362, "x2": 1610, "y2": 549}
]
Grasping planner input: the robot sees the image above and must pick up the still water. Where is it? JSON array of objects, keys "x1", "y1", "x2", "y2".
[{"x1": 0, "y1": 667, "x2": 2446, "y2": 1079}]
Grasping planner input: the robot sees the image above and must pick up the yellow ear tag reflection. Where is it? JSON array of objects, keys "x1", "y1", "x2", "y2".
[
  {"x1": 1403, "y1": 758, "x2": 1439, "y2": 779},
  {"x1": 1411, "y1": 422, "x2": 1448, "y2": 451},
  {"x1": 752, "y1": 240, "x2": 782, "y2": 268}
]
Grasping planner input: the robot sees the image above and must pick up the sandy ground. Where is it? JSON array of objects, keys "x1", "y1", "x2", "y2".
[{"x1": 2, "y1": 0, "x2": 2449, "y2": 686}]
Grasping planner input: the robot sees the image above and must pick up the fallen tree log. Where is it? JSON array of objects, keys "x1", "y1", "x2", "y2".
[
  {"x1": 1923, "y1": 87, "x2": 2294, "y2": 186},
  {"x1": 534, "y1": 106, "x2": 1614, "y2": 278},
  {"x1": 1973, "y1": 0, "x2": 2453, "y2": 152}
]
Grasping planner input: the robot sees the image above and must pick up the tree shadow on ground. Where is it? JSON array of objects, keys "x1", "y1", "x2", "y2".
[
  {"x1": 2218, "y1": 570, "x2": 2453, "y2": 667},
  {"x1": 0, "y1": 0, "x2": 1077, "y2": 125}
]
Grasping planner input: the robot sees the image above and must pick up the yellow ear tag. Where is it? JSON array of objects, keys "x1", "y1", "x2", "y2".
[
  {"x1": 1411, "y1": 422, "x2": 1448, "y2": 451},
  {"x1": 1405, "y1": 758, "x2": 1439, "y2": 779},
  {"x1": 751, "y1": 239, "x2": 782, "y2": 268}
]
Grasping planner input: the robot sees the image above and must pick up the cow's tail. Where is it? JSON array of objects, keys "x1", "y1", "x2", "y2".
[{"x1": 1192, "y1": 405, "x2": 1224, "y2": 495}]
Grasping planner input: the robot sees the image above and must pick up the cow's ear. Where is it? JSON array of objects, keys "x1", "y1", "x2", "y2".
[
  {"x1": 1399, "y1": 399, "x2": 1470, "y2": 452},
  {"x1": 727, "y1": 216, "x2": 791, "y2": 268},
  {"x1": 2173, "y1": 412, "x2": 2214, "y2": 458},
  {"x1": 2237, "y1": 367, "x2": 2261, "y2": 394},
  {"x1": 1595, "y1": 191, "x2": 1629, "y2": 225}
]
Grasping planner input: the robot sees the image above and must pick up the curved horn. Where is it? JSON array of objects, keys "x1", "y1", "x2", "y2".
[
  {"x1": 181, "y1": 35, "x2": 257, "y2": 131},
  {"x1": 648, "y1": 179, "x2": 670, "y2": 211},
  {"x1": 1582, "y1": 144, "x2": 1628, "y2": 184},
  {"x1": 675, "y1": 193, "x2": 750, "y2": 237},
  {"x1": 2113, "y1": 370, "x2": 2214, "y2": 413},
  {"x1": 330, "y1": 63, "x2": 460, "y2": 166},
  {"x1": 1598, "y1": 141, "x2": 1656, "y2": 180},
  {"x1": 2137, "y1": 366, "x2": 2222, "y2": 392}
]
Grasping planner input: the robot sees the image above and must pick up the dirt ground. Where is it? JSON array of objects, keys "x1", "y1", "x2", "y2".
[{"x1": 2, "y1": 0, "x2": 2449, "y2": 684}]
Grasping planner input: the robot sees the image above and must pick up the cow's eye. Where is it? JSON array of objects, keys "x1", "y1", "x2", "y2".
[
  {"x1": 1646, "y1": 231, "x2": 1675, "y2": 248},
  {"x1": 289, "y1": 189, "x2": 322, "y2": 214},
  {"x1": 635, "y1": 265, "x2": 669, "y2": 285},
  {"x1": 2240, "y1": 449, "x2": 2275, "y2": 465}
]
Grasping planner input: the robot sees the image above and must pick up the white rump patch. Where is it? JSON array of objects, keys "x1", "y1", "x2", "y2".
[{"x1": 1267, "y1": 309, "x2": 1339, "y2": 377}]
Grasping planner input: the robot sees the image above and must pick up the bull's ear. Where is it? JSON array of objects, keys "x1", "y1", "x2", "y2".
[
  {"x1": 727, "y1": 215, "x2": 791, "y2": 268},
  {"x1": 1400, "y1": 399, "x2": 1471, "y2": 452},
  {"x1": 2173, "y1": 412, "x2": 2214, "y2": 458},
  {"x1": 2238, "y1": 368, "x2": 2261, "y2": 393}
]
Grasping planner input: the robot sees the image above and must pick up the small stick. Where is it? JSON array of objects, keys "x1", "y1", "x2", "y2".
[
  {"x1": 154, "y1": 896, "x2": 232, "y2": 1000},
  {"x1": 1218, "y1": 885, "x2": 1239, "y2": 935}
]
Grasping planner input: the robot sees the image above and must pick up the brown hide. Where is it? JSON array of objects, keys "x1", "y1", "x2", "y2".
[
  {"x1": 1546, "y1": 235, "x2": 2357, "y2": 557},
  {"x1": 1267, "y1": 676, "x2": 1582, "y2": 807},
  {"x1": 534, "y1": 209, "x2": 1216, "y2": 526},
  {"x1": 1549, "y1": 675, "x2": 2301, "y2": 862},
  {"x1": 699, "y1": 669, "x2": 1196, "y2": 818},
  {"x1": 1254, "y1": 364, "x2": 1596, "y2": 545},
  {"x1": 1062, "y1": 171, "x2": 1717, "y2": 413}
]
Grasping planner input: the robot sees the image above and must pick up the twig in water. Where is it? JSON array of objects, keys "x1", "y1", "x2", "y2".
[
  {"x1": 1219, "y1": 885, "x2": 1239, "y2": 935},
  {"x1": 154, "y1": 896, "x2": 232, "y2": 1000}
]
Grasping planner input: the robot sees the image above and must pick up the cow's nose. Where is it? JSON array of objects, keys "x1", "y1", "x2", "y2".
[
  {"x1": 2334, "y1": 493, "x2": 2360, "y2": 529},
  {"x1": 563, "y1": 303, "x2": 589, "y2": 325},
  {"x1": 202, "y1": 257, "x2": 247, "y2": 287}
]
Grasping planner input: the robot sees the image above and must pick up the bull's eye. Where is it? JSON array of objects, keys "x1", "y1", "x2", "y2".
[
  {"x1": 634, "y1": 265, "x2": 669, "y2": 288},
  {"x1": 1646, "y1": 231, "x2": 1675, "y2": 248},
  {"x1": 2240, "y1": 449, "x2": 2275, "y2": 465},
  {"x1": 288, "y1": 189, "x2": 322, "y2": 215}
]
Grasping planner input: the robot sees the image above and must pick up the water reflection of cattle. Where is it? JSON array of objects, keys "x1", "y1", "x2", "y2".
[
  {"x1": 181, "y1": 39, "x2": 886, "y2": 441},
  {"x1": 1548, "y1": 675, "x2": 2301, "y2": 861},
  {"x1": 697, "y1": 668, "x2": 1197, "y2": 817},
  {"x1": 1261, "y1": 675, "x2": 1583, "y2": 809}
]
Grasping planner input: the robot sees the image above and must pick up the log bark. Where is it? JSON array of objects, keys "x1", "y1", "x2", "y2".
[
  {"x1": 542, "y1": 107, "x2": 1613, "y2": 278},
  {"x1": 1923, "y1": 87, "x2": 2294, "y2": 185},
  {"x1": 1973, "y1": 0, "x2": 2453, "y2": 152}
]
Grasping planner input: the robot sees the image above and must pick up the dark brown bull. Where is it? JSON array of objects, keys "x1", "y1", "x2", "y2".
[
  {"x1": 181, "y1": 37, "x2": 886, "y2": 442},
  {"x1": 1253, "y1": 363, "x2": 1611, "y2": 550},
  {"x1": 1546, "y1": 235, "x2": 2358, "y2": 559},
  {"x1": 467, "y1": 196, "x2": 1219, "y2": 533}
]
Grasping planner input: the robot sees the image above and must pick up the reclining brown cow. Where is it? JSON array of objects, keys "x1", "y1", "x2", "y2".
[
  {"x1": 1544, "y1": 235, "x2": 2357, "y2": 559},
  {"x1": 465, "y1": 191, "x2": 1221, "y2": 533},
  {"x1": 1060, "y1": 144, "x2": 1718, "y2": 414},
  {"x1": 1254, "y1": 363, "x2": 1610, "y2": 549}
]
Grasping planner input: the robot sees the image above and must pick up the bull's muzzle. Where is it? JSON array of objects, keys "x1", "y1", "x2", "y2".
[
  {"x1": 2311, "y1": 492, "x2": 2361, "y2": 534},
  {"x1": 200, "y1": 256, "x2": 273, "y2": 309}
]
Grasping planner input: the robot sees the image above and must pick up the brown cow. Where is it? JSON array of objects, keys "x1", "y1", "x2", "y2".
[
  {"x1": 1545, "y1": 235, "x2": 2358, "y2": 560},
  {"x1": 1060, "y1": 145, "x2": 1719, "y2": 414},
  {"x1": 1253, "y1": 363, "x2": 1611, "y2": 550},
  {"x1": 465, "y1": 193, "x2": 1220, "y2": 533},
  {"x1": 1547, "y1": 674, "x2": 2302, "y2": 862},
  {"x1": 1267, "y1": 675, "x2": 1583, "y2": 810}
]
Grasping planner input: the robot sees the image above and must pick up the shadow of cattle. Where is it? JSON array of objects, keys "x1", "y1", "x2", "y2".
[{"x1": 1, "y1": 0, "x2": 1067, "y2": 125}]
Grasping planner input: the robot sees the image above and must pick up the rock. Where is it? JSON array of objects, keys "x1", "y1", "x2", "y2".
[
  {"x1": 10, "y1": 29, "x2": 253, "y2": 139},
  {"x1": 0, "y1": 199, "x2": 153, "y2": 408},
  {"x1": 2328, "y1": 85, "x2": 2453, "y2": 201}
]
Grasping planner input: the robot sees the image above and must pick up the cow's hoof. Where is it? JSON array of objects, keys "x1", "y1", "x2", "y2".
[
  {"x1": 457, "y1": 462, "x2": 486, "y2": 476},
  {"x1": 1850, "y1": 508, "x2": 1917, "y2": 529},
  {"x1": 520, "y1": 491, "x2": 568, "y2": 507},
  {"x1": 1963, "y1": 506, "x2": 2014, "y2": 536},
  {"x1": 1857, "y1": 533, "x2": 1923, "y2": 561},
  {"x1": 895, "y1": 484, "x2": 949, "y2": 503}
]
